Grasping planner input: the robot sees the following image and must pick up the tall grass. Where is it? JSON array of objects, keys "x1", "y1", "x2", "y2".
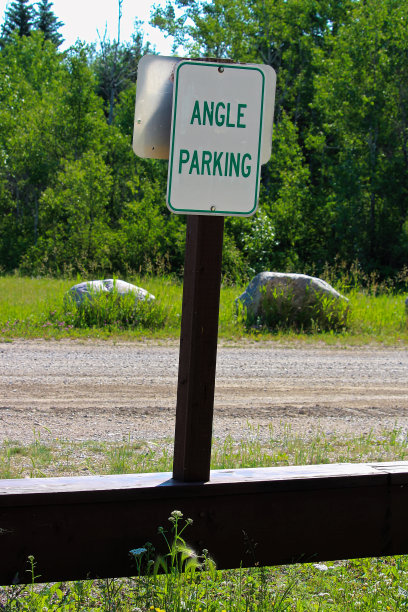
[
  {"x1": 0, "y1": 275, "x2": 182, "y2": 339},
  {"x1": 2, "y1": 425, "x2": 408, "y2": 480},
  {"x1": 348, "y1": 289, "x2": 407, "y2": 335},
  {"x1": 63, "y1": 288, "x2": 168, "y2": 331},
  {"x1": 1, "y1": 274, "x2": 407, "y2": 343}
]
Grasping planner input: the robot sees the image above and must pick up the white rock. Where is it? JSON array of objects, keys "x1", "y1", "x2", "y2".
[
  {"x1": 66, "y1": 279, "x2": 154, "y2": 306},
  {"x1": 237, "y1": 272, "x2": 347, "y2": 319}
]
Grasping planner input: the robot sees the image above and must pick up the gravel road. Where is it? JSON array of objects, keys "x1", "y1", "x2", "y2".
[{"x1": 1, "y1": 340, "x2": 408, "y2": 445}]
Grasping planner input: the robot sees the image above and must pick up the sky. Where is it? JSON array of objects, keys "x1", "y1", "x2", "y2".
[{"x1": 0, "y1": 0, "x2": 175, "y2": 54}]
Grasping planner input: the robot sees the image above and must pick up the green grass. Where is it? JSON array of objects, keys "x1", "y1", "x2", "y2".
[
  {"x1": 3, "y1": 555, "x2": 407, "y2": 610},
  {"x1": 1, "y1": 426, "x2": 408, "y2": 609},
  {"x1": 1, "y1": 424, "x2": 408, "y2": 480},
  {"x1": 0, "y1": 274, "x2": 407, "y2": 344},
  {"x1": 0, "y1": 275, "x2": 183, "y2": 340}
]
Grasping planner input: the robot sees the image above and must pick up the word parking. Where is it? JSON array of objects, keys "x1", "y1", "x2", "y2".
[{"x1": 178, "y1": 149, "x2": 252, "y2": 177}]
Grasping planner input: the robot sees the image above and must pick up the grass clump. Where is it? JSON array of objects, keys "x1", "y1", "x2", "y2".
[
  {"x1": 243, "y1": 285, "x2": 350, "y2": 333},
  {"x1": 63, "y1": 287, "x2": 167, "y2": 331}
]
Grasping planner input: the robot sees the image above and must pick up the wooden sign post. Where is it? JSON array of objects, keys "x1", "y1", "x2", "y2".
[
  {"x1": 165, "y1": 59, "x2": 275, "y2": 482},
  {"x1": 173, "y1": 215, "x2": 224, "y2": 481}
]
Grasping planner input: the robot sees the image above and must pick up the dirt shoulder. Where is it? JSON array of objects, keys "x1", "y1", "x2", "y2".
[{"x1": 1, "y1": 339, "x2": 408, "y2": 445}]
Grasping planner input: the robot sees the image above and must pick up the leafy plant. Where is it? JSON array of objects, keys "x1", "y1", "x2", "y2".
[
  {"x1": 241, "y1": 211, "x2": 279, "y2": 275},
  {"x1": 129, "y1": 510, "x2": 214, "y2": 611}
]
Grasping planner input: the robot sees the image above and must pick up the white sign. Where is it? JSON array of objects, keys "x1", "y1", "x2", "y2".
[{"x1": 167, "y1": 60, "x2": 275, "y2": 217}]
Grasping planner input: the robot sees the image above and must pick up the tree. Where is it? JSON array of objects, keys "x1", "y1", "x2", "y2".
[
  {"x1": 1, "y1": 0, "x2": 34, "y2": 45},
  {"x1": 23, "y1": 152, "x2": 114, "y2": 274},
  {"x1": 151, "y1": 0, "x2": 351, "y2": 126},
  {"x1": 0, "y1": 32, "x2": 66, "y2": 267},
  {"x1": 0, "y1": 34, "x2": 109, "y2": 271},
  {"x1": 314, "y1": 0, "x2": 408, "y2": 272},
  {"x1": 94, "y1": 20, "x2": 150, "y2": 125},
  {"x1": 34, "y1": 0, "x2": 64, "y2": 47},
  {"x1": 62, "y1": 43, "x2": 108, "y2": 159}
]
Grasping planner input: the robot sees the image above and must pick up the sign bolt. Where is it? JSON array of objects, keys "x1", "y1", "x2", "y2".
[
  {"x1": 210, "y1": 206, "x2": 216, "y2": 212},
  {"x1": 218, "y1": 66, "x2": 224, "y2": 73}
]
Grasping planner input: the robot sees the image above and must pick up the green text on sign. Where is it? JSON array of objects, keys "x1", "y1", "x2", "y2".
[
  {"x1": 167, "y1": 61, "x2": 274, "y2": 216},
  {"x1": 178, "y1": 150, "x2": 252, "y2": 177},
  {"x1": 190, "y1": 101, "x2": 247, "y2": 129}
]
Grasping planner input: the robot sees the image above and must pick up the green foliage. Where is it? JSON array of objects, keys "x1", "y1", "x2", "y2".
[
  {"x1": 262, "y1": 113, "x2": 313, "y2": 270},
  {"x1": 147, "y1": 511, "x2": 207, "y2": 610},
  {"x1": 240, "y1": 211, "x2": 278, "y2": 275},
  {"x1": 94, "y1": 22, "x2": 150, "y2": 125},
  {"x1": 63, "y1": 43, "x2": 108, "y2": 159},
  {"x1": 0, "y1": 34, "x2": 107, "y2": 270},
  {"x1": 0, "y1": 1, "x2": 408, "y2": 284},
  {"x1": 22, "y1": 152, "x2": 114, "y2": 275},
  {"x1": 311, "y1": 0, "x2": 408, "y2": 274},
  {"x1": 2, "y1": 553, "x2": 408, "y2": 610},
  {"x1": 115, "y1": 174, "x2": 186, "y2": 277}
]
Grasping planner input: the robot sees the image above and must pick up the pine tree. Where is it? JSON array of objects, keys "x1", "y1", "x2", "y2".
[
  {"x1": 1, "y1": 0, "x2": 34, "y2": 44},
  {"x1": 34, "y1": 0, "x2": 63, "y2": 47}
]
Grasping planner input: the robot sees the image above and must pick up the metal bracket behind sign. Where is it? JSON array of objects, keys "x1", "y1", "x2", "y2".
[
  {"x1": 133, "y1": 55, "x2": 276, "y2": 164},
  {"x1": 133, "y1": 55, "x2": 181, "y2": 160}
]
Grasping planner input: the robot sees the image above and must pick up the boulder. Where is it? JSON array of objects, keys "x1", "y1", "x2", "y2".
[
  {"x1": 237, "y1": 272, "x2": 348, "y2": 329},
  {"x1": 66, "y1": 279, "x2": 155, "y2": 306}
]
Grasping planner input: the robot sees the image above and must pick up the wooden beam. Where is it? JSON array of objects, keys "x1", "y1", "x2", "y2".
[
  {"x1": 173, "y1": 215, "x2": 224, "y2": 482},
  {"x1": 1, "y1": 462, "x2": 408, "y2": 585}
]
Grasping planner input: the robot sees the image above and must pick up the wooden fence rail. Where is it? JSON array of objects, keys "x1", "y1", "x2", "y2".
[{"x1": 1, "y1": 461, "x2": 408, "y2": 585}]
